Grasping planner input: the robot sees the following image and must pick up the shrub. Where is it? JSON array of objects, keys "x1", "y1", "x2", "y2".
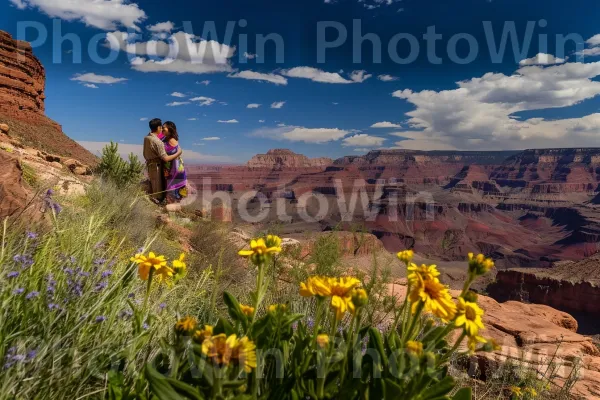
[{"x1": 97, "y1": 141, "x2": 144, "y2": 188}]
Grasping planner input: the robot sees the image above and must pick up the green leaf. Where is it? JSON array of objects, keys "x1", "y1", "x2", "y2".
[
  {"x1": 452, "y1": 387, "x2": 472, "y2": 400},
  {"x1": 369, "y1": 327, "x2": 388, "y2": 368},
  {"x1": 145, "y1": 363, "x2": 184, "y2": 400},
  {"x1": 214, "y1": 317, "x2": 235, "y2": 336},
  {"x1": 420, "y1": 376, "x2": 456, "y2": 400},
  {"x1": 383, "y1": 378, "x2": 404, "y2": 399},
  {"x1": 223, "y1": 291, "x2": 247, "y2": 329}
]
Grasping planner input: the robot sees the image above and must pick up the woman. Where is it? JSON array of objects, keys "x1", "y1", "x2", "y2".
[{"x1": 162, "y1": 121, "x2": 188, "y2": 203}]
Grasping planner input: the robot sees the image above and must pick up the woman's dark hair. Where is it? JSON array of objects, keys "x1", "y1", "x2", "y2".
[
  {"x1": 149, "y1": 118, "x2": 162, "y2": 132},
  {"x1": 163, "y1": 121, "x2": 179, "y2": 141}
]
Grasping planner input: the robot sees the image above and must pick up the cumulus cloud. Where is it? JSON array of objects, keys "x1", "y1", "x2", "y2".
[
  {"x1": 140, "y1": 117, "x2": 148, "y2": 121},
  {"x1": 391, "y1": 59, "x2": 600, "y2": 149},
  {"x1": 259, "y1": 120, "x2": 265, "y2": 123},
  {"x1": 371, "y1": 121, "x2": 401, "y2": 128},
  {"x1": 71, "y1": 73, "x2": 127, "y2": 84},
  {"x1": 147, "y1": 21, "x2": 174, "y2": 33},
  {"x1": 166, "y1": 101, "x2": 190, "y2": 106},
  {"x1": 170, "y1": 91, "x2": 186, "y2": 98},
  {"x1": 78, "y1": 141, "x2": 234, "y2": 163},
  {"x1": 378, "y1": 74, "x2": 399, "y2": 82},
  {"x1": 243, "y1": 52, "x2": 257, "y2": 59},
  {"x1": 83, "y1": 83, "x2": 99, "y2": 89},
  {"x1": 519, "y1": 53, "x2": 566, "y2": 66},
  {"x1": 218, "y1": 119, "x2": 238, "y2": 123},
  {"x1": 281, "y1": 67, "x2": 372, "y2": 84},
  {"x1": 107, "y1": 31, "x2": 235, "y2": 74},
  {"x1": 250, "y1": 125, "x2": 350, "y2": 143},
  {"x1": 190, "y1": 96, "x2": 216, "y2": 106},
  {"x1": 580, "y1": 34, "x2": 600, "y2": 57},
  {"x1": 271, "y1": 101, "x2": 286, "y2": 109},
  {"x1": 197, "y1": 80, "x2": 211, "y2": 85},
  {"x1": 10, "y1": 0, "x2": 146, "y2": 30},
  {"x1": 342, "y1": 134, "x2": 386, "y2": 147},
  {"x1": 188, "y1": 118, "x2": 198, "y2": 121},
  {"x1": 228, "y1": 70, "x2": 288, "y2": 85},
  {"x1": 247, "y1": 103, "x2": 261, "y2": 108}
]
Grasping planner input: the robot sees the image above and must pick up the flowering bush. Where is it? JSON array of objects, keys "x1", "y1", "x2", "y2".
[{"x1": 142, "y1": 238, "x2": 499, "y2": 400}]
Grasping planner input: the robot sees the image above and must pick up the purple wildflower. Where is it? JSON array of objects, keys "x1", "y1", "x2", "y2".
[
  {"x1": 13, "y1": 288, "x2": 24, "y2": 295},
  {"x1": 25, "y1": 291, "x2": 39, "y2": 300},
  {"x1": 118, "y1": 309, "x2": 133, "y2": 319},
  {"x1": 95, "y1": 316, "x2": 107, "y2": 323},
  {"x1": 159, "y1": 303, "x2": 167, "y2": 310},
  {"x1": 6, "y1": 271, "x2": 19, "y2": 279},
  {"x1": 101, "y1": 270, "x2": 113, "y2": 278},
  {"x1": 26, "y1": 350, "x2": 37, "y2": 360},
  {"x1": 93, "y1": 258, "x2": 107, "y2": 265},
  {"x1": 143, "y1": 323, "x2": 150, "y2": 330},
  {"x1": 94, "y1": 281, "x2": 108, "y2": 292},
  {"x1": 26, "y1": 232, "x2": 38, "y2": 240},
  {"x1": 48, "y1": 303, "x2": 59, "y2": 310},
  {"x1": 46, "y1": 189, "x2": 54, "y2": 196},
  {"x1": 64, "y1": 268, "x2": 74, "y2": 275}
]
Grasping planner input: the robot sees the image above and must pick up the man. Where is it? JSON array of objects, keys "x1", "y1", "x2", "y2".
[{"x1": 143, "y1": 118, "x2": 182, "y2": 203}]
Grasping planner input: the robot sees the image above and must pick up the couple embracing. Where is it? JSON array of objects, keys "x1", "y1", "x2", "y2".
[{"x1": 143, "y1": 118, "x2": 188, "y2": 205}]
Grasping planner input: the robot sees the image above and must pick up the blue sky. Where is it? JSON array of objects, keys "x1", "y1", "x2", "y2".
[{"x1": 3, "y1": 0, "x2": 600, "y2": 163}]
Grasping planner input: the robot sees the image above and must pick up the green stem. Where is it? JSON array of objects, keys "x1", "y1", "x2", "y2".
[
  {"x1": 440, "y1": 332, "x2": 466, "y2": 365},
  {"x1": 143, "y1": 269, "x2": 154, "y2": 311},
  {"x1": 403, "y1": 301, "x2": 424, "y2": 344}
]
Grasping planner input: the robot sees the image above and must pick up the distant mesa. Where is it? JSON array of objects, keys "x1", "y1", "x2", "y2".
[{"x1": 247, "y1": 148, "x2": 333, "y2": 169}]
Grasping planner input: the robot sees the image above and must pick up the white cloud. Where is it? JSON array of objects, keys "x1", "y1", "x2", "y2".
[
  {"x1": 78, "y1": 141, "x2": 234, "y2": 163},
  {"x1": 519, "y1": 53, "x2": 566, "y2": 66},
  {"x1": 332, "y1": 102, "x2": 339, "y2": 105},
  {"x1": 371, "y1": 121, "x2": 401, "y2": 128},
  {"x1": 10, "y1": 0, "x2": 146, "y2": 30},
  {"x1": 378, "y1": 74, "x2": 399, "y2": 82},
  {"x1": 391, "y1": 60, "x2": 600, "y2": 149},
  {"x1": 586, "y1": 34, "x2": 600, "y2": 47},
  {"x1": 147, "y1": 21, "x2": 174, "y2": 33},
  {"x1": 354, "y1": 148, "x2": 371, "y2": 152},
  {"x1": 188, "y1": 118, "x2": 198, "y2": 121},
  {"x1": 170, "y1": 91, "x2": 186, "y2": 98},
  {"x1": 342, "y1": 134, "x2": 386, "y2": 147},
  {"x1": 190, "y1": 96, "x2": 216, "y2": 106},
  {"x1": 166, "y1": 101, "x2": 190, "y2": 106},
  {"x1": 140, "y1": 117, "x2": 148, "y2": 121},
  {"x1": 247, "y1": 103, "x2": 261, "y2": 108},
  {"x1": 83, "y1": 83, "x2": 99, "y2": 89},
  {"x1": 228, "y1": 70, "x2": 288, "y2": 85},
  {"x1": 281, "y1": 67, "x2": 372, "y2": 84},
  {"x1": 259, "y1": 120, "x2": 265, "y2": 123},
  {"x1": 271, "y1": 101, "x2": 286, "y2": 109},
  {"x1": 250, "y1": 125, "x2": 350, "y2": 143},
  {"x1": 201, "y1": 137, "x2": 220, "y2": 141},
  {"x1": 218, "y1": 119, "x2": 238, "y2": 123},
  {"x1": 197, "y1": 80, "x2": 211, "y2": 85},
  {"x1": 243, "y1": 52, "x2": 256, "y2": 59},
  {"x1": 71, "y1": 73, "x2": 127, "y2": 84},
  {"x1": 107, "y1": 31, "x2": 235, "y2": 74}
]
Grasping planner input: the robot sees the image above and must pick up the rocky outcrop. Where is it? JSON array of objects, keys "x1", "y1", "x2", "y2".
[
  {"x1": 297, "y1": 231, "x2": 384, "y2": 258},
  {"x1": 387, "y1": 283, "x2": 600, "y2": 399},
  {"x1": 0, "y1": 30, "x2": 46, "y2": 115},
  {"x1": 488, "y1": 255, "x2": 600, "y2": 319},
  {"x1": 0, "y1": 30, "x2": 96, "y2": 166},
  {"x1": 334, "y1": 150, "x2": 517, "y2": 166},
  {"x1": 247, "y1": 149, "x2": 332, "y2": 169},
  {"x1": 0, "y1": 151, "x2": 35, "y2": 219}
]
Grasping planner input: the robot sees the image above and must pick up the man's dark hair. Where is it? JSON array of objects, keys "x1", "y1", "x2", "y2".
[{"x1": 149, "y1": 118, "x2": 162, "y2": 133}]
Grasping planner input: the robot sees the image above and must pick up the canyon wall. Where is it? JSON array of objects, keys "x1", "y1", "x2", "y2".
[{"x1": 247, "y1": 149, "x2": 332, "y2": 169}]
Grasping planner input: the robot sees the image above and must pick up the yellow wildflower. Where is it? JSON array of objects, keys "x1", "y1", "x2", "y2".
[
  {"x1": 455, "y1": 297, "x2": 485, "y2": 337},
  {"x1": 510, "y1": 386, "x2": 523, "y2": 398},
  {"x1": 351, "y1": 288, "x2": 368, "y2": 309},
  {"x1": 268, "y1": 304, "x2": 287, "y2": 313},
  {"x1": 396, "y1": 249, "x2": 414, "y2": 264},
  {"x1": 155, "y1": 264, "x2": 174, "y2": 283},
  {"x1": 316, "y1": 334, "x2": 329, "y2": 349},
  {"x1": 524, "y1": 388, "x2": 538, "y2": 397},
  {"x1": 406, "y1": 340, "x2": 423, "y2": 356},
  {"x1": 265, "y1": 234, "x2": 282, "y2": 248},
  {"x1": 172, "y1": 253, "x2": 186, "y2": 271},
  {"x1": 407, "y1": 263, "x2": 441, "y2": 283},
  {"x1": 131, "y1": 252, "x2": 167, "y2": 281},
  {"x1": 467, "y1": 335, "x2": 487, "y2": 354},
  {"x1": 193, "y1": 325, "x2": 213, "y2": 343},
  {"x1": 175, "y1": 316, "x2": 197, "y2": 335},
  {"x1": 238, "y1": 237, "x2": 282, "y2": 264},
  {"x1": 299, "y1": 276, "x2": 330, "y2": 298},
  {"x1": 467, "y1": 253, "x2": 494, "y2": 277},
  {"x1": 327, "y1": 277, "x2": 362, "y2": 320},
  {"x1": 240, "y1": 304, "x2": 255, "y2": 317},
  {"x1": 201, "y1": 334, "x2": 257, "y2": 372},
  {"x1": 409, "y1": 276, "x2": 457, "y2": 321}
]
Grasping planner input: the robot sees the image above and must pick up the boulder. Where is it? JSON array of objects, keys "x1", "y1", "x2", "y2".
[
  {"x1": 0, "y1": 151, "x2": 40, "y2": 220},
  {"x1": 0, "y1": 123, "x2": 9, "y2": 134},
  {"x1": 49, "y1": 161, "x2": 62, "y2": 170}
]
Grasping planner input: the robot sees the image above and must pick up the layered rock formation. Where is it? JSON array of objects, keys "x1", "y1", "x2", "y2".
[
  {"x1": 247, "y1": 149, "x2": 332, "y2": 169},
  {"x1": 0, "y1": 30, "x2": 96, "y2": 165},
  {"x1": 334, "y1": 149, "x2": 517, "y2": 166}
]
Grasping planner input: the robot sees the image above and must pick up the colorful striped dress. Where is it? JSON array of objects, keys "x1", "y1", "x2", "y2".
[{"x1": 163, "y1": 141, "x2": 188, "y2": 203}]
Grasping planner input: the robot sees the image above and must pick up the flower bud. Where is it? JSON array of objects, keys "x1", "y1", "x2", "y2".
[{"x1": 352, "y1": 288, "x2": 368, "y2": 308}]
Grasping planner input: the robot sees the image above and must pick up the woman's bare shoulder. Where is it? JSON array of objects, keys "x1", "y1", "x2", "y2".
[{"x1": 169, "y1": 138, "x2": 179, "y2": 146}]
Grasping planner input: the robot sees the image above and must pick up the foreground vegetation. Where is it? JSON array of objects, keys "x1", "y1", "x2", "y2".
[{"x1": 0, "y1": 153, "x2": 572, "y2": 399}]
